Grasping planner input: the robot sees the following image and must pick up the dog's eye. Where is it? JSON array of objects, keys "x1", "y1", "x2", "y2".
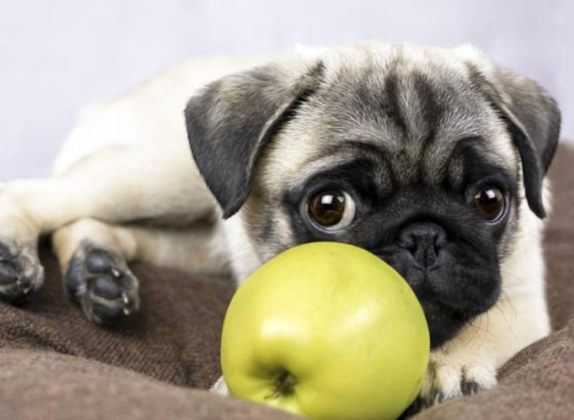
[
  {"x1": 307, "y1": 190, "x2": 356, "y2": 231},
  {"x1": 473, "y1": 186, "x2": 506, "y2": 222}
]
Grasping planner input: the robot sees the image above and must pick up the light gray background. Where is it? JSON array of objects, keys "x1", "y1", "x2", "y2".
[{"x1": 0, "y1": 0, "x2": 572, "y2": 180}]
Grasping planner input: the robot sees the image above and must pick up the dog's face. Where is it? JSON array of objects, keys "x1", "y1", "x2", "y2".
[{"x1": 185, "y1": 42, "x2": 560, "y2": 348}]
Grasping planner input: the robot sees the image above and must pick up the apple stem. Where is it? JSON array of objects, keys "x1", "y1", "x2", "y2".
[{"x1": 265, "y1": 370, "x2": 296, "y2": 400}]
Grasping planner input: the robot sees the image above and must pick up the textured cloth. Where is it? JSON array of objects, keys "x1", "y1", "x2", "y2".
[{"x1": 0, "y1": 145, "x2": 573, "y2": 420}]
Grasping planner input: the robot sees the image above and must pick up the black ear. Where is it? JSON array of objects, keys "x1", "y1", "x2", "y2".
[
  {"x1": 185, "y1": 60, "x2": 324, "y2": 219},
  {"x1": 468, "y1": 65, "x2": 561, "y2": 218}
]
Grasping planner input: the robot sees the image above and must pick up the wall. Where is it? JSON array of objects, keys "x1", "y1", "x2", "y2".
[{"x1": 0, "y1": 0, "x2": 571, "y2": 179}]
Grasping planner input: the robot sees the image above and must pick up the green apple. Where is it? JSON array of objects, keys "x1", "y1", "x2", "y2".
[{"x1": 221, "y1": 242, "x2": 429, "y2": 420}]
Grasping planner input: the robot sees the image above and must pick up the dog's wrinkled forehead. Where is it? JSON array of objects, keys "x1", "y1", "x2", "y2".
[{"x1": 260, "y1": 44, "x2": 515, "y2": 189}]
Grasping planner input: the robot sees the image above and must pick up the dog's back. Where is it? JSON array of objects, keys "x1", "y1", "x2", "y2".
[{"x1": 54, "y1": 54, "x2": 274, "y2": 176}]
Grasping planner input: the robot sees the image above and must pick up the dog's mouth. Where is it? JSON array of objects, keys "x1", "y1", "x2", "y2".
[{"x1": 375, "y1": 250, "x2": 501, "y2": 348}]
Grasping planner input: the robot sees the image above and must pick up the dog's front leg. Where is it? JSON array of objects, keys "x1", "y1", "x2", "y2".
[
  {"x1": 418, "y1": 287, "x2": 550, "y2": 406},
  {"x1": 0, "y1": 148, "x2": 215, "y2": 304}
]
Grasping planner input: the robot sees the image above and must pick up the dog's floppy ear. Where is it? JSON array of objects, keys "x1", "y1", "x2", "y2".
[
  {"x1": 185, "y1": 59, "x2": 324, "y2": 219},
  {"x1": 465, "y1": 61, "x2": 561, "y2": 219}
]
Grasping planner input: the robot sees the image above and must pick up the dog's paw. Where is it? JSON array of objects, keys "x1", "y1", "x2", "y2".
[
  {"x1": 400, "y1": 354, "x2": 496, "y2": 419},
  {"x1": 420, "y1": 353, "x2": 497, "y2": 405},
  {"x1": 66, "y1": 245, "x2": 139, "y2": 324},
  {"x1": 401, "y1": 354, "x2": 496, "y2": 418},
  {"x1": 0, "y1": 240, "x2": 44, "y2": 302}
]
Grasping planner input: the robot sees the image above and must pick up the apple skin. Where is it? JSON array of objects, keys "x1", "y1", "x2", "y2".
[{"x1": 221, "y1": 242, "x2": 430, "y2": 420}]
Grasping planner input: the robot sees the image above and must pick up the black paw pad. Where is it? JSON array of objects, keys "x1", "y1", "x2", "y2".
[
  {"x1": 0, "y1": 242, "x2": 43, "y2": 303},
  {"x1": 65, "y1": 246, "x2": 139, "y2": 324}
]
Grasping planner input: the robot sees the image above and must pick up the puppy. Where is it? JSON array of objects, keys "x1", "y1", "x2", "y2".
[{"x1": 0, "y1": 41, "x2": 559, "y2": 409}]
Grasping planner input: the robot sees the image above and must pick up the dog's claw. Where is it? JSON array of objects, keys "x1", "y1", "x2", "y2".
[
  {"x1": 434, "y1": 391, "x2": 445, "y2": 404},
  {"x1": 461, "y1": 379, "x2": 483, "y2": 395},
  {"x1": 399, "y1": 397, "x2": 426, "y2": 419}
]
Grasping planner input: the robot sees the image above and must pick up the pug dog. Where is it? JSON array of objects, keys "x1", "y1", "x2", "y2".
[{"x1": 0, "y1": 41, "x2": 559, "y2": 409}]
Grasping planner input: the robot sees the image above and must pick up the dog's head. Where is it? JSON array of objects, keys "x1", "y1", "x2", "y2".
[{"x1": 185, "y1": 42, "x2": 560, "y2": 347}]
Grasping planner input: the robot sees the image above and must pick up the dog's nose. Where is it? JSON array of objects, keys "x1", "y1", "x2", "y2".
[{"x1": 397, "y1": 222, "x2": 447, "y2": 269}]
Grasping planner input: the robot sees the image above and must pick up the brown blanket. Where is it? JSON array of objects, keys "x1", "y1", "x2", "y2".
[{"x1": 1, "y1": 145, "x2": 573, "y2": 420}]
